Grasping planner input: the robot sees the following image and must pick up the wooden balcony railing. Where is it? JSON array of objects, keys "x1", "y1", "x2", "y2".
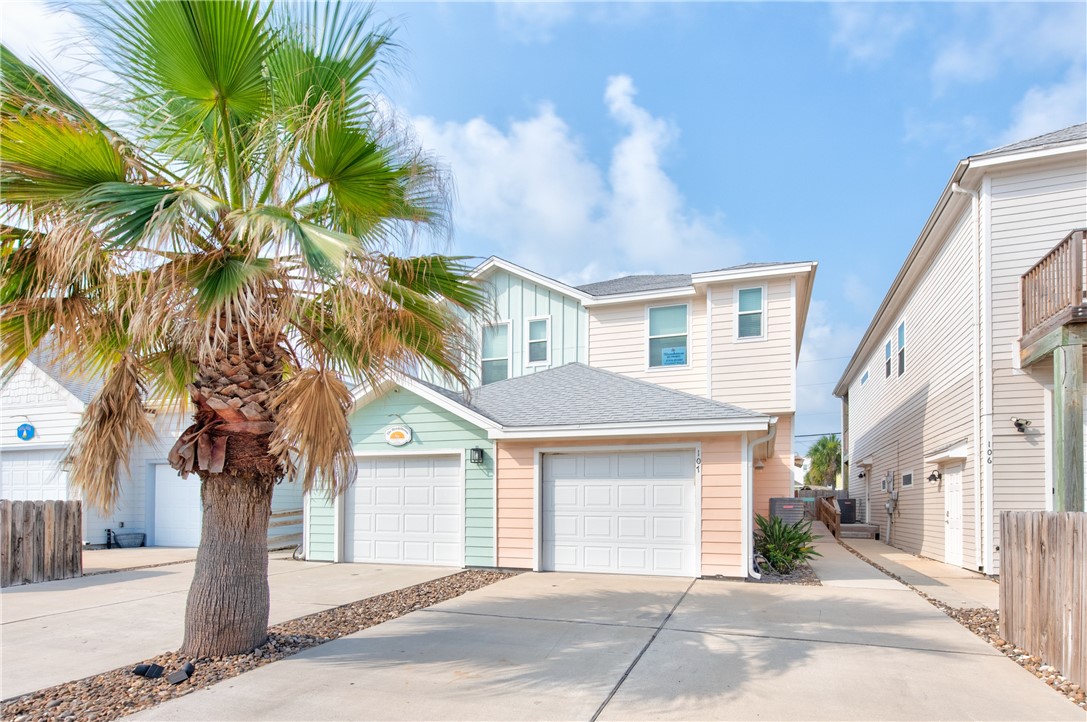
[{"x1": 1020, "y1": 229, "x2": 1087, "y2": 349}]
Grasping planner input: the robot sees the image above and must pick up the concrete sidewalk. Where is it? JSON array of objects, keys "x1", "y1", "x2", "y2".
[
  {"x1": 82, "y1": 547, "x2": 199, "y2": 574},
  {"x1": 131, "y1": 568, "x2": 1080, "y2": 721},
  {"x1": 843, "y1": 537, "x2": 999, "y2": 609},
  {"x1": 1, "y1": 561, "x2": 454, "y2": 699}
]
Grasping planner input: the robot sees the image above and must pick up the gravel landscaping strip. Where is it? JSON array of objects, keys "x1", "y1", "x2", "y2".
[
  {"x1": 1, "y1": 569, "x2": 515, "y2": 722},
  {"x1": 842, "y1": 543, "x2": 1084, "y2": 710},
  {"x1": 752, "y1": 562, "x2": 820, "y2": 585}
]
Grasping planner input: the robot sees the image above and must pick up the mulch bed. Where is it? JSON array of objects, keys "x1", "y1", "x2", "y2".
[
  {"x1": 1, "y1": 569, "x2": 515, "y2": 722},
  {"x1": 841, "y1": 543, "x2": 1084, "y2": 710},
  {"x1": 752, "y1": 562, "x2": 821, "y2": 585}
]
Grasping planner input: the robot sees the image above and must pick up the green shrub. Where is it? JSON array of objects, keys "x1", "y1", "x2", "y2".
[{"x1": 754, "y1": 514, "x2": 821, "y2": 574}]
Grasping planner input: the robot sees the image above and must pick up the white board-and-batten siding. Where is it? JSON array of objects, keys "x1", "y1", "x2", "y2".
[{"x1": 847, "y1": 207, "x2": 979, "y2": 568}]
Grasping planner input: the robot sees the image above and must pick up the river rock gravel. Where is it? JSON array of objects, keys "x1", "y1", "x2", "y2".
[
  {"x1": 1, "y1": 569, "x2": 514, "y2": 722},
  {"x1": 843, "y1": 544, "x2": 1084, "y2": 710}
]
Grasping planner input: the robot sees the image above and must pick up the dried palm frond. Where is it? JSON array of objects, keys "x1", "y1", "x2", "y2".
[
  {"x1": 64, "y1": 354, "x2": 155, "y2": 512},
  {"x1": 269, "y1": 367, "x2": 355, "y2": 496}
]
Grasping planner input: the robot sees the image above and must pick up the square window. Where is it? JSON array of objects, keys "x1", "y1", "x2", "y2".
[
  {"x1": 649, "y1": 305, "x2": 687, "y2": 367},
  {"x1": 902, "y1": 472, "x2": 914, "y2": 488},
  {"x1": 737, "y1": 287, "x2": 764, "y2": 339}
]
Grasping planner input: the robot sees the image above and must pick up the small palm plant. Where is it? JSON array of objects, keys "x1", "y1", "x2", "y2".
[
  {"x1": 1, "y1": 1, "x2": 482, "y2": 656},
  {"x1": 754, "y1": 514, "x2": 822, "y2": 574}
]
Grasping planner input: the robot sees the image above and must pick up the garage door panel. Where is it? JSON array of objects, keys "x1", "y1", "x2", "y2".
[
  {"x1": 154, "y1": 464, "x2": 201, "y2": 547},
  {"x1": 345, "y1": 454, "x2": 461, "y2": 566},
  {"x1": 543, "y1": 450, "x2": 696, "y2": 577},
  {"x1": 0, "y1": 451, "x2": 69, "y2": 501}
]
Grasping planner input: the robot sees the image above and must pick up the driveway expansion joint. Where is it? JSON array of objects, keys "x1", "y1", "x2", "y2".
[{"x1": 418, "y1": 607, "x2": 662, "y2": 631}]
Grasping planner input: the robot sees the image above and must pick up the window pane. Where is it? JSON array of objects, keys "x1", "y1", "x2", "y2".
[
  {"x1": 528, "y1": 319, "x2": 547, "y2": 342},
  {"x1": 898, "y1": 322, "x2": 905, "y2": 347},
  {"x1": 738, "y1": 287, "x2": 762, "y2": 313},
  {"x1": 649, "y1": 305, "x2": 687, "y2": 336},
  {"x1": 885, "y1": 341, "x2": 891, "y2": 359},
  {"x1": 738, "y1": 312, "x2": 762, "y2": 338},
  {"x1": 482, "y1": 324, "x2": 508, "y2": 359},
  {"x1": 529, "y1": 340, "x2": 547, "y2": 363},
  {"x1": 482, "y1": 359, "x2": 508, "y2": 385},
  {"x1": 898, "y1": 349, "x2": 905, "y2": 376},
  {"x1": 649, "y1": 335, "x2": 687, "y2": 367}
]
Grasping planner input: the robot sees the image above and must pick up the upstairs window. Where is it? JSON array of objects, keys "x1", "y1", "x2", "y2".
[
  {"x1": 898, "y1": 322, "x2": 906, "y2": 376},
  {"x1": 737, "y1": 287, "x2": 764, "y2": 339},
  {"x1": 481, "y1": 323, "x2": 509, "y2": 385},
  {"x1": 648, "y1": 304, "x2": 688, "y2": 367},
  {"x1": 861, "y1": 370, "x2": 869, "y2": 386},
  {"x1": 526, "y1": 317, "x2": 550, "y2": 365},
  {"x1": 885, "y1": 340, "x2": 892, "y2": 378}
]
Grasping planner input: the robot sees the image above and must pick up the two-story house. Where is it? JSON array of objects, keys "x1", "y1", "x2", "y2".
[
  {"x1": 304, "y1": 257, "x2": 816, "y2": 580},
  {"x1": 834, "y1": 123, "x2": 1087, "y2": 575}
]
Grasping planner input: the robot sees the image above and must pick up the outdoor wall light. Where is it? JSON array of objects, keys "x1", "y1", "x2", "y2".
[
  {"x1": 927, "y1": 470, "x2": 942, "y2": 484},
  {"x1": 857, "y1": 471, "x2": 867, "y2": 480},
  {"x1": 469, "y1": 447, "x2": 485, "y2": 464},
  {"x1": 1011, "y1": 417, "x2": 1031, "y2": 433}
]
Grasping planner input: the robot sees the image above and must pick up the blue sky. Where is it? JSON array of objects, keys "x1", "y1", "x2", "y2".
[{"x1": 3, "y1": 1, "x2": 1085, "y2": 454}]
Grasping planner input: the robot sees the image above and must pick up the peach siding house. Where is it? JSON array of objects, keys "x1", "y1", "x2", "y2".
[{"x1": 835, "y1": 123, "x2": 1087, "y2": 574}]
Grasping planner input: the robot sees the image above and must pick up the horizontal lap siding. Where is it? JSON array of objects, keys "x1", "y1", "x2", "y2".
[
  {"x1": 587, "y1": 296, "x2": 706, "y2": 396},
  {"x1": 710, "y1": 278, "x2": 795, "y2": 414},
  {"x1": 846, "y1": 208, "x2": 979, "y2": 567},
  {"x1": 497, "y1": 435, "x2": 747, "y2": 577},
  {"x1": 989, "y1": 158, "x2": 1087, "y2": 572},
  {"x1": 753, "y1": 414, "x2": 794, "y2": 518},
  {"x1": 307, "y1": 387, "x2": 494, "y2": 565}
]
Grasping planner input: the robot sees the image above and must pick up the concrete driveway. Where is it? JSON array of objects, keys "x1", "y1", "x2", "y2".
[
  {"x1": 130, "y1": 570, "x2": 1081, "y2": 721},
  {"x1": 0, "y1": 559, "x2": 454, "y2": 700}
]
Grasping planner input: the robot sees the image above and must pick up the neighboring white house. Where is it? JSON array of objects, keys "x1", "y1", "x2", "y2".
[
  {"x1": 0, "y1": 350, "x2": 302, "y2": 547},
  {"x1": 835, "y1": 123, "x2": 1087, "y2": 574}
]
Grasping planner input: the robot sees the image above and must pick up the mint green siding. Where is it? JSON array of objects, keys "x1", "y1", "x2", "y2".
[{"x1": 306, "y1": 386, "x2": 495, "y2": 566}]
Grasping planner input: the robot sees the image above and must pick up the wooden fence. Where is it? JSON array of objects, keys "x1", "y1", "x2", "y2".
[
  {"x1": 1000, "y1": 511, "x2": 1086, "y2": 689},
  {"x1": 0, "y1": 500, "x2": 82, "y2": 588}
]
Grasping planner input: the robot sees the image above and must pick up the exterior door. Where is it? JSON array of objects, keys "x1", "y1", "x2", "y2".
[
  {"x1": 542, "y1": 450, "x2": 697, "y2": 577},
  {"x1": 344, "y1": 455, "x2": 462, "y2": 565},
  {"x1": 943, "y1": 464, "x2": 963, "y2": 567}
]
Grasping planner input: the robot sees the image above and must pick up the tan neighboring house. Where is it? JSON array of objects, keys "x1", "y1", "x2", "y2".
[{"x1": 834, "y1": 123, "x2": 1087, "y2": 574}]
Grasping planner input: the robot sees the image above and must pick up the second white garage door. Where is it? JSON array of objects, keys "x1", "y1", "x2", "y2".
[
  {"x1": 542, "y1": 450, "x2": 698, "y2": 577},
  {"x1": 344, "y1": 455, "x2": 462, "y2": 565},
  {"x1": 0, "y1": 449, "x2": 69, "y2": 501},
  {"x1": 154, "y1": 464, "x2": 202, "y2": 547}
]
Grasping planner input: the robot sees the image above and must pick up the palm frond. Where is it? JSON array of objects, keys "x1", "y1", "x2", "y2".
[{"x1": 64, "y1": 354, "x2": 155, "y2": 512}]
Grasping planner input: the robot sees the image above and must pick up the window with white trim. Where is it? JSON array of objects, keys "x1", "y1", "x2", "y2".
[
  {"x1": 481, "y1": 323, "x2": 509, "y2": 385},
  {"x1": 901, "y1": 471, "x2": 914, "y2": 488},
  {"x1": 884, "y1": 340, "x2": 892, "y2": 378},
  {"x1": 898, "y1": 322, "x2": 906, "y2": 376},
  {"x1": 861, "y1": 369, "x2": 869, "y2": 385},
  {"x1": 526, "y1": 317, "x2": 549, "y2": 365},
  {"x1": 648, "y1": 304, "x2": 688, "y2": 367},
  {"x1": 737, "y1": 287, "x2": 764, "y2": 339}
]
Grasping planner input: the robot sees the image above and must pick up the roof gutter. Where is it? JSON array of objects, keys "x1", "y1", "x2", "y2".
[{"x1": 489, "y1": 417, "x2": 771, "y2": 440}]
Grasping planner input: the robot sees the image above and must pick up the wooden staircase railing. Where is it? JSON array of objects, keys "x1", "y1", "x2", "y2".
[{"x1": 817, "y1": 496, "x2": 841, "y2": 540}]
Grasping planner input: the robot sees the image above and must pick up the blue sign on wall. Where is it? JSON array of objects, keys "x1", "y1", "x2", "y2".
[
  {"x1": 661, "y1": 347, "x2": 686, "y2": 366},
  {"x1": 16, "y1": 423, "x2": 35, "y2": 441}
]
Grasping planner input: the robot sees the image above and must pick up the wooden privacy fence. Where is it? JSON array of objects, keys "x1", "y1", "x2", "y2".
[
  {"x1": 1000, "y1": 511, "x2": 1086, "y2": 689},
  {"x1": 0, "y1": 500, "x2": 82, "y2": 588}
]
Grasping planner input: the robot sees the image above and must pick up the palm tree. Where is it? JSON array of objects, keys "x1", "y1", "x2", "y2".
[
  {"x1": 0, "y1": 1, "x2": 482, "y2": 657},
  {"x1": 804, "y1": 434, "x2": 842, "y2": 488}
]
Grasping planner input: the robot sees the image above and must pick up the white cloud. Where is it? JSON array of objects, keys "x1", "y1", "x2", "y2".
[
  {"x1": 413, "y1": 75, "x2": 740, "y2": 279},
  {"x1": 999, "y1": 66, "x2": 1087, "y2": 145},
  {"x1": 829, "y1": 4, "x2": 915, "y2": 64},
  {"x1": 494, "y1": 2, "x2": 574, "y2": 44}
]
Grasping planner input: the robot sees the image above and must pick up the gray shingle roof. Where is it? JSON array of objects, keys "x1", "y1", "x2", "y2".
[
  {"x1": 27, "y1": 346, "x2": 104, "y2": 405},
  {"x1": 462, "y1": 363, "x2": 766, "y2": 427},
  {"x1": 576, "y1": 274, "x2": 692, "y2": 297},
  {"x1": 976, "y1": 122, "x2": 1087, "y2": 158}
]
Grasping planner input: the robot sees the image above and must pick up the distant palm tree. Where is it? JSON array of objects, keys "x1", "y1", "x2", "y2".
[
  {"x1": 1, "y1": 1, "x2": 482, "y2": 657},
  {"x1": 804, "y1": 435, "x2": 841, "y2": 488}
]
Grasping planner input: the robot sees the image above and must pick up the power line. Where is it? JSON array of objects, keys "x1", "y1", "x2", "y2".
[{"x1": 795, "y1": 432, "x2": 841, "y2": 438}]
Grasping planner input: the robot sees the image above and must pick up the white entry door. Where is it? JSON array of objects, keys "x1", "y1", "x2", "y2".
[
  {"x1": 344, "y1": 455, "x2": 462, "y2": 565},
  {"x1": 154, "y1": 464, "x2": 202, "y2": 547},
  {"x1": 0, "y1": 449, "x2": 68, "y2": 500},
  {"x1": 542, "y1": 450, "x2": 697, "y2": 577},
  {"x1": 943, "y1": 464, "x2": 963, "y2": 567}
]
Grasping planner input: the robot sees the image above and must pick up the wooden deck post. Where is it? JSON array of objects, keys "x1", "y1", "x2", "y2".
[{"x1": 1052, "y1": 343, "x2": 1085, "y2": 512}]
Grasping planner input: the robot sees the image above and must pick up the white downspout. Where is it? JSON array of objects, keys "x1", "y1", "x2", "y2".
[
  {"x1": 953, "y1": 180, "x2": 984, "y2": 572},
  {"x1": 745, "y1": 421, "x2": 778, "y2": 579}
]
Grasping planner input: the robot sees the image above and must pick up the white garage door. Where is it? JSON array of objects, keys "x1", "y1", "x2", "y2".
[
  {"x1": 154, "y1": 464, "x2": 202, "y2": 547},
  {"x1": 344, "y1": 455, "x2": 461, "y2": 565},
  {"x1": 543, "y1": 450, "x2": 697, "y2": 577},
  {"x1": 0, "y1": 449, "x2": 69, "y2": 500}
]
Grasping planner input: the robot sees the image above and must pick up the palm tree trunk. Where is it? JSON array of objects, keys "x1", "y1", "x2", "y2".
[{"x1": 182, "y1": 469, "x2": 275, "y2": 657}]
